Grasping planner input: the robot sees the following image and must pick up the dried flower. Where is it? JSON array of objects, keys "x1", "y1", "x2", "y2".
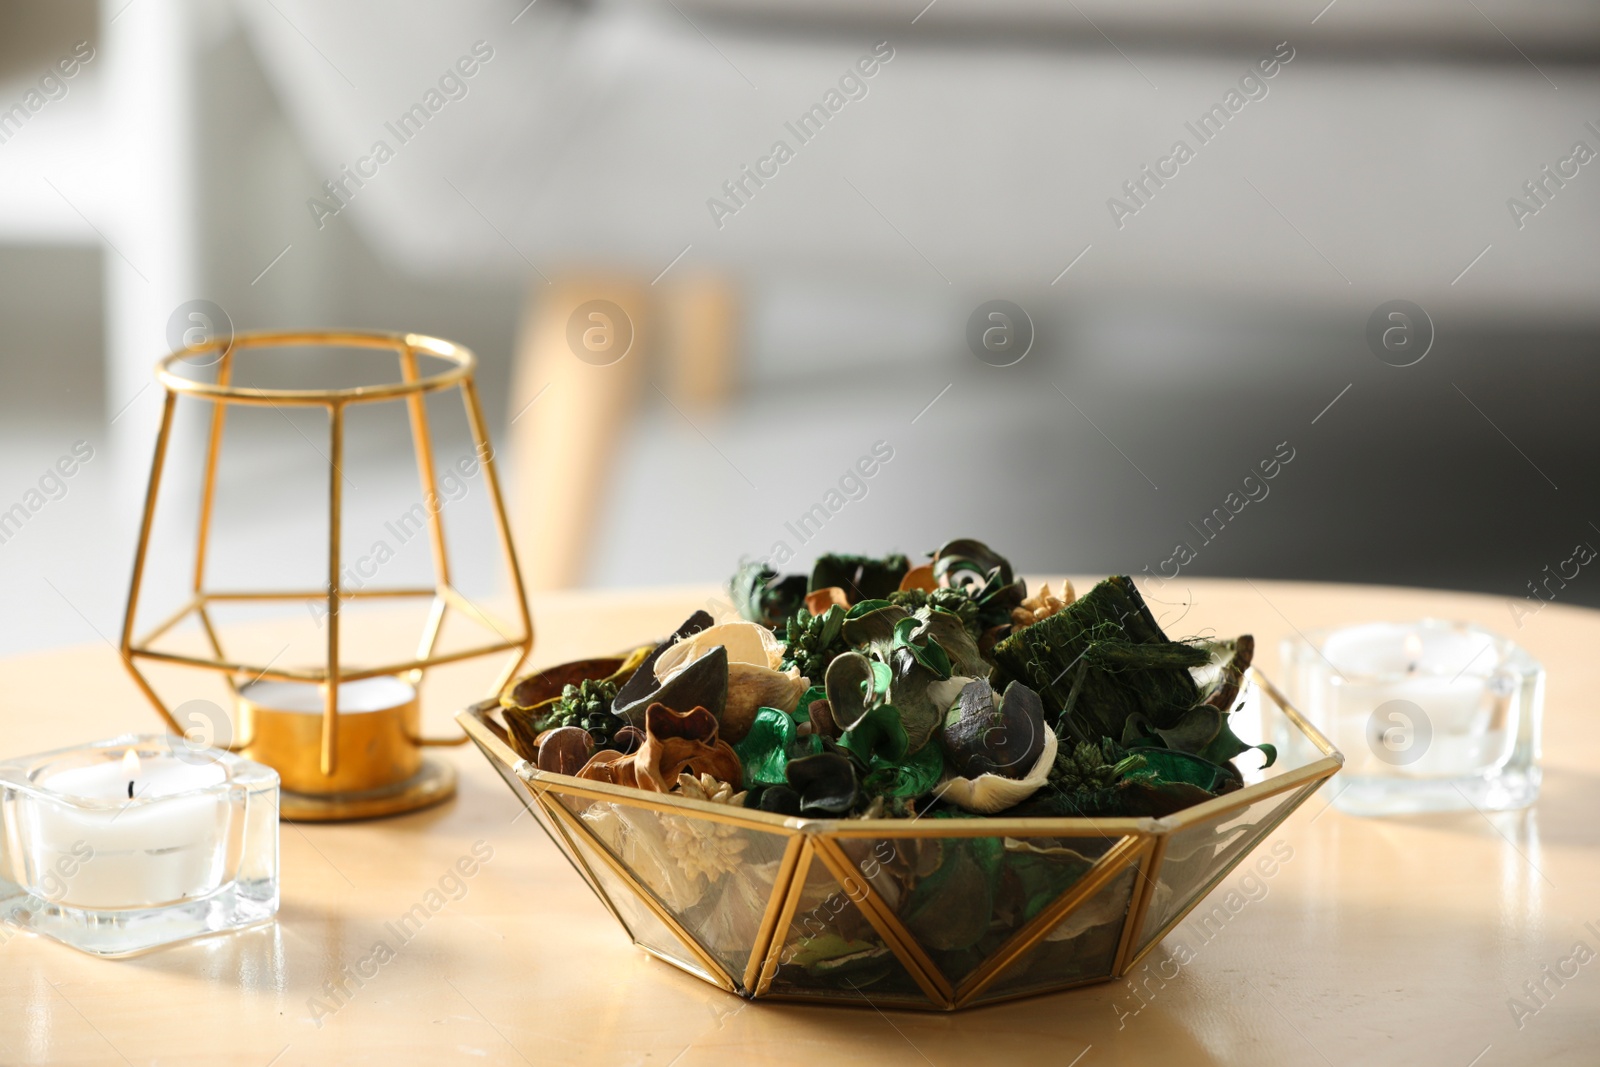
[
  {"x1": 675, "y1": 772, "x2": 746, "y2": 806},
  {"x1": 576, "y1": 703, "x2": 743, "y2": 792},
  {"x1": 537, "y1": 726, "x2": 595, "y2": 775},
  {"x1": 653, "y1": 620, "x2": 805, "y2": 742},
  {"x1": 1010, "y1": 581, "x2": 1075, "y2": 630},
  {"x1": 663, "y1": 773, "x2": 749, "y2": 881}
]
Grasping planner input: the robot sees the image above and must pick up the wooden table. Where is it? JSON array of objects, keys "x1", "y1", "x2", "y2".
[{"x1": 2, "y1": 580, "x2": 1597, "y2": 1066}]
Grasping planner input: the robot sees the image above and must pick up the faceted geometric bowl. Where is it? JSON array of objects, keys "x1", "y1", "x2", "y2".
[{"x1": 459, "y1": 669, "x2": 1340, "y2": 1010}]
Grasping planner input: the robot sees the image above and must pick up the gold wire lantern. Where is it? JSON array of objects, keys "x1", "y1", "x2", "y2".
[
  {"x1": 461, "y1": 671, "x2": 1341, "y2": 1009},
  {"x1": 120, "y1": 331, "x2": 533, "y2": 820}
]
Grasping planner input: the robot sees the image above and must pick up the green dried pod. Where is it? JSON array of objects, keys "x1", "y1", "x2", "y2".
[
  {"x1": 931, "y1": 539, "x2": 1026, "y2": 631},
  {"x1": 780, "y1": 604, "x2": 848, "y2": 680},
  {"x1": 785, "y1": 751, "x2": 861, "y2": 816},
  {"x1": 536, "y1": 679, "x2": 617, "y2": 730},
  {"x1": 823, "y1": 652, "x2": 878, "y2": 732},
  {"x1": 889, "y1": 587, "x2": 981, "y2": 637}
]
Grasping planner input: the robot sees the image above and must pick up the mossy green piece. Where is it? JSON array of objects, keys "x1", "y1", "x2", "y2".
[
  {"x1": 1050, "y1": 738, "x2": 1125, "y2": 796},
  {"x1": 991, "y1": 575, "x2": 1207, "y2": 746}
]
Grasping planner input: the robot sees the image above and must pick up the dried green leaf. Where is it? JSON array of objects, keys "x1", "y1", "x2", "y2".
[
  {"x1": 733, "y1": 707, "x2": 796, "y2": 788},
  {"x1": 840, "y1": 704, "x2": 910, "y2": 765},
  {"x1": 810, "y1": 553, "x2": 910, "y2": 603}
]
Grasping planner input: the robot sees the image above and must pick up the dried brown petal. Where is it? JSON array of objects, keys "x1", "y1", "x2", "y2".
[
  {"x1": 645, "y1": 702, "x2": 720, "y2": 743},
  {"x1": 575, "y1": 748, "x2": 637, "y2": 788},
  {"x1": 898, "y1": 563, "x2": 936, "y2": 593},
  {"x1": 635, "y1": 703, "x2": 743, "y2": 792},
  {"x1": 805, "y1": 587, "x2": 851, "y2": 615}
]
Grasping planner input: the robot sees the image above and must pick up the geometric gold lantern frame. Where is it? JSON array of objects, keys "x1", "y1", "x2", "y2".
[
  {"x1": 460, "y1": 669, "x2": 1340, "y2": 1010},
  {"x1": 120, "y1": 331, "x2": 532, "y2": 815}
]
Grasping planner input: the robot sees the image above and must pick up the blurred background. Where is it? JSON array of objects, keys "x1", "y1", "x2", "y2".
[{"x1": 3, "y1": 0, "x2": 1599, "y2": 656}]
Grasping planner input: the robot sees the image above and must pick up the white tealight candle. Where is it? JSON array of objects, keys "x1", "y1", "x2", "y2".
[
  {"x1": 1319, "y1": 621, "x2": 1508, "y2": 778},
  {"x1": 44, "y1": 747, "x2": 227, "y2": 801},
  {"x1": 23, "y1": 746, "x2": 232, "y2": 910},
  {"x1": 1281, "y1": 620, "x2": 1543, "y2": 816},
  {"x1": 1, "y1": 735, "x2": 280, "y2": 956},
  {"x1": 241, "y1": 675, "x2": 416, "y2": 715}
]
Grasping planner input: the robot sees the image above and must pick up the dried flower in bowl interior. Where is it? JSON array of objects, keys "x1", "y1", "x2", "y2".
[
  {"x1": 663, "y1": 773, "x2": 749, "y2": 882},
  {"x1": 499, "y1": 538, "x2": 1273, "y2": 827},
  {"x1": 576, "y1": 702, "x2": 742, "y2": 791},
  {"x1": 725, "y1": 540, "x2": 1273, "y2": 825},
  {"x1": 498, "y1": 649, "x2": 651, "y2": 761}
]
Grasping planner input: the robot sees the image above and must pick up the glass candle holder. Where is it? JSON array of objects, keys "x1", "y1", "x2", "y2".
[
  {"x1": 1279, "y1": 620, "x2": 1543, "y2": 816},
  {"x1": 0, "y1": 734, "x2": 279, "y2": 957}
]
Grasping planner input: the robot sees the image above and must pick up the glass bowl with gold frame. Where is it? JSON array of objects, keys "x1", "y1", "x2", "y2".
[{"x1": 459, "y1": 668, "x2": 1339, "y2": 1010}]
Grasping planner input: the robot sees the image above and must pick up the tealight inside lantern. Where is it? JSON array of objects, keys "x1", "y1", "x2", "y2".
[
  {"x1": 236, "y1": 675, "x2": 456, "y2": 820},
  {"x1": 0, "y1": 734, "x2": 279, "y2": 957}
]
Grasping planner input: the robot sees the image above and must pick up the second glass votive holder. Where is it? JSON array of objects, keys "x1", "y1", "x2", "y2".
[{"x1": 1279, "y1": 620, "x2": 1543, "y2": 816}]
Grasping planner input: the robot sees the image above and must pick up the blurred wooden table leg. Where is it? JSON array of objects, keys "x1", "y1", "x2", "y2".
[
  {"x1": 507, "y1": 277, "x2": 648, "y2": 591},
  {"x1": 662, "y1": 272, "x2": 738, "y2": 413}
]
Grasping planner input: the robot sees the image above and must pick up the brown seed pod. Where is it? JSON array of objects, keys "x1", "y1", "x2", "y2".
[
  {"x1": 807, "y1": 698, "x2": 840, "y2": 740},
  {"x1": 537, "y1": 726, "x2": 595, "y2": 776}
]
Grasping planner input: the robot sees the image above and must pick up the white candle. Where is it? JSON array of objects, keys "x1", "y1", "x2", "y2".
[
  {"x1": 44, "y1": 747, "x2": 226, "y2": 800},
  {"x1": 24, "y1": 746, "x2": 234, "y2": 910},
  {"x1": 241, "y1": 675, "x2": 415, "y2": 714},
  {"x1": 1317, "y1": 622, "x2": 1511, "y2": 778},
  {"x1": 3, "y1": 735, "x2": 279, "y2": 956}
]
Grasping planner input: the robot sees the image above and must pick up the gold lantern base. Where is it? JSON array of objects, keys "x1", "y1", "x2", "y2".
[{"x1": 278, "y1": 759, "x2": 457, "y2": 822}]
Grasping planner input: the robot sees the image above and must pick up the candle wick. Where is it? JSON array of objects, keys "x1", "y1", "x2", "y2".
[{"x1": 127, "y1": 780, "x2": 134, "y2": 800}]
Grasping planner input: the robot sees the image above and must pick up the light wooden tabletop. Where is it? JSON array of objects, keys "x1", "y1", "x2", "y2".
[{"x1": 2, "y1": 579, "x2": 1596, "y2": 1067}]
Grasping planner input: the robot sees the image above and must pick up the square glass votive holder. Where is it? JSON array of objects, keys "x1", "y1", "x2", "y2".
[
  {"x1": 1279, "y1": 621, "x2": 1543, "y2": 816},
  {"x1": 0, "y1": 734, "x2": 279, "y2": 957}
]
